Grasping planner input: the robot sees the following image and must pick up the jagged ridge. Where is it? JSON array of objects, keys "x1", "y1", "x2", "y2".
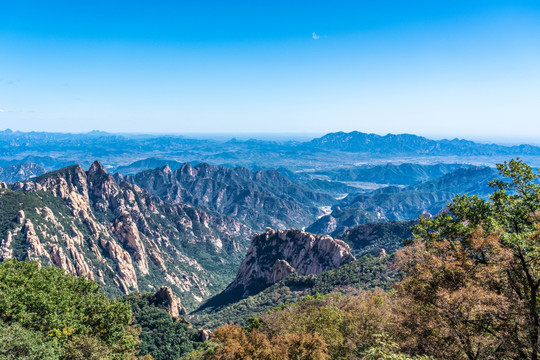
[
  {"x1": 121, "y1": 162, "x2": 335, "y2": 231},
  {"x1": 0, "y1": 161, "x2": 252, "y2": 309}
]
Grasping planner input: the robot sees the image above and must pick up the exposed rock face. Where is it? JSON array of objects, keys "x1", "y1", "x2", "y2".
[
  {"x1": 153, "y1": 286, "x2": 187, "y2": 320},
  {"x1": 0, "y1": 161, "x2": 252, "y2": 306},
  {"x1": 24, "y1": 218, "x2": 50, "y2": 260},
  {"x1": 224, "y1": 228, "x2": 355, "y2": 298},
  {"x1": 124, "y1": 163, "x2": 335, "y2": 231},
  {"x1": 306, "y1": 215, "x2": 338, "y2": 235},
  {"x1": 198, "y1": 329, "x2": 212, "y2": 341},
  {"x1": 269, "y1": 259, "x2": 295, "y2": 284}
]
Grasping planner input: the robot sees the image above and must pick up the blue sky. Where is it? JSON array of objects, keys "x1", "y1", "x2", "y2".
[{"x1": 1, "y1": 1, "x2": 539, "y2": 141}]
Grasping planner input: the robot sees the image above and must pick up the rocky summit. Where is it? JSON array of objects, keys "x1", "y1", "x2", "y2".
[
  {"x1": 0, "y1": 161, "x2": 252, "y2": 308},
  {"x1": 222, "y1": 227, "x2": 355, "y2": 299}
]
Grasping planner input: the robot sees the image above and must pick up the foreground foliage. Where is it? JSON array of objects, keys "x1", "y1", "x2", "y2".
[
  {"x1": 0, "y1": 259, "x2": 141, "y2": 359},
  {"x1": 185, "y1": 292, "x2": 431, "y2": 360},
  {"x1": 192, "y1": 254, "x2": 398, "y2": 328},
  {"x1": 396, "y1": 158, "x2": 539, "y2": 359},
  {"x1": 123, "y1": 293, "x2": 202, "y2": 360}
]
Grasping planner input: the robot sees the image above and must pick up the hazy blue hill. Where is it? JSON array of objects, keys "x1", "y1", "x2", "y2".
[
  {"x1": 0, "y1": 156, "x2": 76, "y2": 171},
  {"x1": 307, "y1": 166, "x2": 498, "y2": 236},
  {"x1": 0, "y1": 162, "x2": 46, "y2": 183},
  {"x1": 302, "y1": 178, "x2": 364, "y2": 195},
  {"x1": 409, "y1": 166, "x2": 496, "y2": 194},
  {"x1": 115, "y1": 157, "x2": 187, "y2": 174},
  {"x1": 306, "y1": 131, "x2": 540, "y2": 156},
  {"x1": 314, "y1": 163, "x2": 468, "y2": 185}
]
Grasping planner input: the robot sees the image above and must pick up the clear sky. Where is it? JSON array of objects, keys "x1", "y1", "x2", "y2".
[{"x1": 1, "y1": 1, "x2": 539, "y2": 140}]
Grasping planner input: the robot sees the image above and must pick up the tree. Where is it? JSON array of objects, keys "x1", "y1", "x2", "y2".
[
  {"x1": 359, "y1": 333, "x2": 433, "y2": 360},
  {"x1": 122, "y1": 293, "x2": 201, "y2": 360},
  {"x1": 396, "y1": 159, "x2": 539, "y2": 359},
  {"x1": 0, "y1": 321, "x2": 61, "y2": 360},
  {"x1": 185, "y1": 291, "x2": 402, "y2": 360},
  {"x1": 0, "y1": 259, "x2": 138, "y2": 359}
]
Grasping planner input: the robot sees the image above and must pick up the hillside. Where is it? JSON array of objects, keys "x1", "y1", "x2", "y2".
[
  {"x1": 190, "y1": 254, "x2": 398, "y2": 329},
  {"x1": 0, "y1": 162, "x2": 252, "y2": 308},
  {"x1": 0, "y1": 162, "x2": 46, "y2": 183},
  {"x1": 337, "y1": 220, "x2": 414, "y2": 257}
]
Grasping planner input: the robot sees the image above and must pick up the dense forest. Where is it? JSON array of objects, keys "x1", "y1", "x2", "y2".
[{"x1": 0, "y1": 158, "x2": 538, "y2": 359}]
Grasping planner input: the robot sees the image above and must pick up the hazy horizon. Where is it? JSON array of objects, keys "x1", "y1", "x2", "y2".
[{"x1": 2, "y1": 127, "x2": 540, "y2": 147}]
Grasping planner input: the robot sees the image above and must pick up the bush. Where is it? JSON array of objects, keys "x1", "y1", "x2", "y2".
[
  {"x1": 0, "y1": 321, "x2": 61, "y2": 360},
  {"x1": 0, "y1": 259, "x2": 137, "y2": 359}
]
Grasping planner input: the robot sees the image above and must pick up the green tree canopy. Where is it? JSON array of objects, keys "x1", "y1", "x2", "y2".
[
  {"x1": 0, "y1": 259, "x2": 138, "y2": 359},
  {"x1": 398, "y1": 158, "x2": 539, "y2": 360}
]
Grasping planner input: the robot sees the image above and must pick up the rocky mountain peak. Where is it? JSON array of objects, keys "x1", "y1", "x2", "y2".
[
  {"x1": 179, "y1": 162, "x2": 195, "y2": 177},
  {"x1": 87, "y1": 160, "x2": 108, "y2": 178},
  {"x1": 161, "y1": 164, "x2": 172, "y2": 174},
  {"x1": 224, "y1": 228, "x2": 355, "y2": 298}
]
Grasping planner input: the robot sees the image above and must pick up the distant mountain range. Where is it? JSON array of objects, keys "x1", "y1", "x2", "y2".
[
  {"x1": 1, "y1": 129, "x2": 540, "y2": 174},
  {"x1": 307, "y1": 131, "x2": 540, "y2": 155},
  {"x1": 303, "y1": 162, "x2": 468, "y2": 185}
]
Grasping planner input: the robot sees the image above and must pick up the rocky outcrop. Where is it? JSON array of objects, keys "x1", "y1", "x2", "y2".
[
  {"x1": 224, "y1": 228, "x2": 355, "y2": 298},
  {"x1": 198, "y1": 329, "x2": 212, "y2": 341},
  {"x1": 0, "y1": 161, "x2": 252, "y2": 306},
  {"x1": 153, "y1": 286, "x2": 187, "y2": 320},
  {"x1": 112, "y1": 213, "x2": 149, "y2": 275},
  {"x1": 23, "y1": 218, "x2": 49, "y2": 261},
  {"x1": 0, "y1": 232, "x2": 14, "y2": 260},
  {"x1": 269, "y1": 259, "x2": 295, "y2": 284}
]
